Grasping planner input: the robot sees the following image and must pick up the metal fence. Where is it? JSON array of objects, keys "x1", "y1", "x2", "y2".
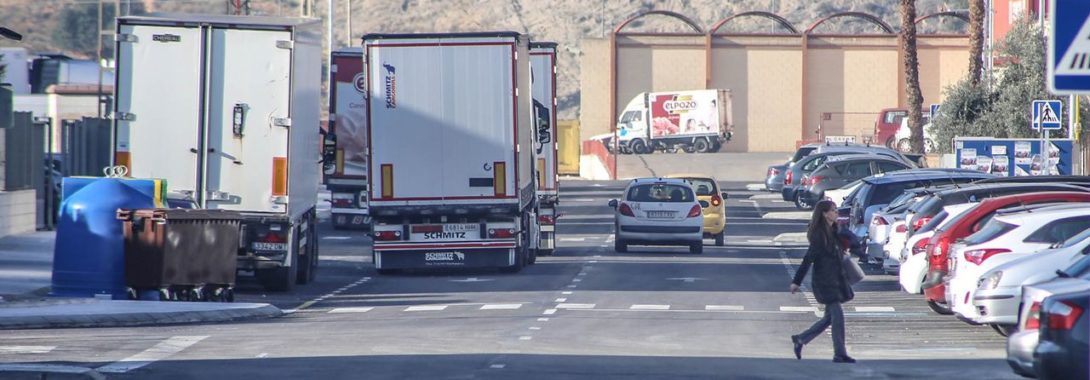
[
  {"x1": 60, "y1": 118, "x2": 113, "y2": 177},
  {"x1": 4, "y1": 111, "x2": 45, "y2": 192}
]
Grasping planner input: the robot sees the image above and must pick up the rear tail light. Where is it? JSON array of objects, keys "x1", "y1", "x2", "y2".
[
  {"x1": 1025, "y1": 302, "x2": 1042, "y2": 330},
  {"x1": 872, "y1": 216, "x2": 889, "y2": 226},
  {"x1": 687, "y1": 205, "x2": 702, "y2": 218},
  {"x1": 784, "y1": 171, "x2": 793, "y2": 185},
  {"x1": 710, "y1": 194, "x2": 722, "y2": 207},
  {"x1": 488, "y1": 228, "x2": 517, "y2": 238},
  {"x1": 912, "y1": 216, "x2": 932, "y2": 231},
  {"x1": 538, "y1": 215, "x2": 555, "y2": 225},
  {"x1": 912, "y1": 239, "x2": 928, "y2": 256},
  {"x1": 802, "y1": 176, "x2": 824, "y2": 186},
  {"x1": 619, "y1": 203, "x2": 635, "y2": 217},
  {"x1": 1045, "y1": 301, "x2": 1084, "y2": 331},
  {"x1": 769, "y1": 168, "x2": 780, "y2": 176},
  {"x1": 896, "y1": 224, "x2": 907, "y2": 233},
  {"x1": 374, "y1": 230, "x2": 402, "y2": 241},
  {"x1": 260, "y1": 230, "x2": 286, "y2": 243},
  {"x1": 964, "y1": 248, "x2": 1011, "y2": 265}
]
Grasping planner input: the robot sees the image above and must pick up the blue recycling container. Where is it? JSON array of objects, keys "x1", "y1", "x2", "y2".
[{"x1": 50, "y1": 178, "x2": 160, "y2": 299}]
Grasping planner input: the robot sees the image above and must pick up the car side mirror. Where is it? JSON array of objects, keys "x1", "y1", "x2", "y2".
[
  {"x1": 608, "y1": 199, "x2": 618, "y2": 208},
  {"x1": 721, "y1": 191, "x2": 729, "y2": 200},
  {"x1": 699, "y1": 200, "x2": 710, "y2": 208}
]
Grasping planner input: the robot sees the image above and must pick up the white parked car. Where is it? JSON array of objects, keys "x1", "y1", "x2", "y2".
[
  {"x1": 897, "y1": 203, "x2": 977, "y2": 293},
  {"x1": 946, "y1": 205, "x2": 1090, "y2": 325},
  {"x1": 825, "y1": 179, "x2": 862, "y2": 206},
  {"x1": 972, "y1": 227, "x2": 1090, "y2": 329},
  {"x1": 610, "y1": 178, "x2": 705, "y2": 254}
]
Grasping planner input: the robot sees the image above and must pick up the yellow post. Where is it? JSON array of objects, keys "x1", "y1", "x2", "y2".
[{"x1": 557, "y1": 120, "x2": 581, "y2": 175}]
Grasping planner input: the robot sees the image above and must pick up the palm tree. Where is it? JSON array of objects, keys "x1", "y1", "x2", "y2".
[
  {"x1": 969, "y1": 0, "x2": 985, "y2": 85},
  {"x1": 901, "y1": 0, "x2": 925, "y2": 153}
]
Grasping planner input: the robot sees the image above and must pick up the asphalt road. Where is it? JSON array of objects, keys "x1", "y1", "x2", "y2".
[{"x1": 0, "y1": 181, "x2": 1018, "y2": 380}]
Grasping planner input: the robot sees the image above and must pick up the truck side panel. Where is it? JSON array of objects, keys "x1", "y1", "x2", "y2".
[
  {"x1": 205, "y1": 27, "x2": 292, "y2": 214},
  {"x1": 287, "y1": 24, "x2": 322, "y2": 220},
  {"x1": 367, "y1": 38, "x2": 522, "y2": 206},
  {"x1": 114, "y1": 24, "x2": 203, "y2": 191},
  {"x1": 647, "y1": 90, "x2": 723, "y2": 139},
  {"x1": 530, "y1": 46, "x2": 557, "y2": 195},
  {"x1": 330, "y1": 50, "x2": 368, "y2": 180}
]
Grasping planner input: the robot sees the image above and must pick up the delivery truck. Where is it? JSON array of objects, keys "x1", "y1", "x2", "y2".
[
  {"x1": 325, "y1": 48, "x2": 371, "y2": 230},
  {"x1": 613, "y1": 89, "x2": 733, "y2": 154},
  {"x1": 364, "y1": 32, "x2": 541, "y2": 273},
  {"x1": 530, "y1": 41, "x2": 558, "y2": 256},
  {"x1": 112, "y1": 14, "x2": 322, "y2": 291}
]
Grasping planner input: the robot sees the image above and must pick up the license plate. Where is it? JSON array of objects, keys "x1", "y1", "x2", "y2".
[
  {"x1": 647, "y1": 211, "x2": 674, "y2": 218},
  {"x1": 252, "y1": 242, "x2": 288, "y2": 252},
  {"x1": 418, "y1": 224, "x2": 479, "y2": 240}
]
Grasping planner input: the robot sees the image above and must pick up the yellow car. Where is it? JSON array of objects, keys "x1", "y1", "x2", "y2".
[{"x1": 666, "y1": 174, "x2": 727, "y2": 246}]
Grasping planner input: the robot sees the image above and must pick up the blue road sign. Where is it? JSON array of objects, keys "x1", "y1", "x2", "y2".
[
  {"x1": 1032, "y1": 100, "x2": 1063, "y2": 130},
  {"x1": 929, "y1": 104, "x2": 941, "y2": 120},
  {"x1": 1050, "y1": 0, "x2": 1090, "y2": 94}
]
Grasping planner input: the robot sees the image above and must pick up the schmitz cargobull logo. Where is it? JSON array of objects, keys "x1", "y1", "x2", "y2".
[
  {"x1": 424, "y1": 251, "x2": 466, "y2": 262},
  {"x1": 383, "y1": 63, "x2": 397, "y2": 109}
]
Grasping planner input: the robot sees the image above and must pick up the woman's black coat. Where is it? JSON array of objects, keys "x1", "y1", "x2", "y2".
[{"x1": 792, "y1": 238, "x2": 852, "y2": 304}]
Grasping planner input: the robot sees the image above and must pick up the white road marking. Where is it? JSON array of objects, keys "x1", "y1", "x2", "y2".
[
  {"x1": 323, "y1": 236, "x2": 351, "y2": 240},
  {"x1": 97, "y1": 336, "x2": 208, "y2": 374},
  {"x1": 256, "y1": 353, "x2": 269, "y2": 358},
  {"x1": 529, "y1": 327, "x2": 541, "y2": 330},
  {"x1": 560, "y1": 237, "x2": 586, "y2": 242},
  {"x1": 567, "y1": 285, "x2": 578, "y2": 288},
  {"x1": 543, "y1": 309, "x2": 557, "y2": 315},
  {"x1": 630, "y1": 304, "x2": 670, "y2": 310},
  {"x1": 555, "y1": 298, "x2": 567, "y2": 302},
  {"x1": 780, "y1": 306, "x2": 819, "y2": 312},
  {"x1": 572, "y1": 279, "x2": 583, "y2": 282},
  {"x1": 556, "y1": 303, "x2": 595, "y2": 309},
  {"x1": 855, "y1": 306, "x2": 896, "y2": 312},
  {"x1": 538, "y1": 318, "x2": 550, "y2": 321},
  {"x1": 577, "y1": 272, "x2": 587, "y2": 276},
  {"x1": 519, "y1": 336, "x2": 533, "y2": 341},
  {"x1": 450, "y1": 277, "x2": 494, "y2": 283},
  {"x1": 561, "y1": 291, "x2": 573, "y2": 295},
  {"x1": 490, "y1": 364, "x2": 506, "y2": 369},
  {"x1": 0, "y1": 346, "x2": 55, "y2": 354},
  {"x1": 666, "y1": 277, "x2": 704, "y2": 283},
  {"x1": 745, "y1": 184, "x2": 766, "y2": 191},
  {"x1": 480, "y1": 304, "x2": 522, "y2": 310},
  {"x1": 589, "y1": 260, "x2": 598, "y2": 263},
  {"x1": 405, "y1": 305, "x2": 448, "y2": 312},
  {"x1": 705, "y1": 305, "x2": 745, "y2": 311},
  {"x1": 328, "y1": 307, "x2": 374, "y2": 314}
]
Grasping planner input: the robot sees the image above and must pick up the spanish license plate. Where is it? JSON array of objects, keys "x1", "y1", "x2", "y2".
[
  {"x1": 647, "y1": 211, "x2": 673, "y2": 219},
  {"x1": 252, "y1": 242, "x2": 288, "y2": 252}
]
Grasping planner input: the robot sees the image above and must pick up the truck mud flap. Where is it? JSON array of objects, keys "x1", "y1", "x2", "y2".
[{"x1": 375, "y1": 248, "x2": 514, "y2": 269}]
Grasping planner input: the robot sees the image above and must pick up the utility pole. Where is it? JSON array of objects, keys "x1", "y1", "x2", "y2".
[{"x1": 346, "y1": 0, "x2": 353, "y2": 45}]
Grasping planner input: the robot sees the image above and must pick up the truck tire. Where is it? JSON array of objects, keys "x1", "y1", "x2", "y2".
[
  {"x1": 693, "y1": 138, "x2": 711, "y2": 153},
  {"x1": 631, "y1": 139, "x2": 650, "y2": 155},
  {"x1": 259, "y1": 244, "x2": 298, "y2": 291},
  {"x1": 296, "y1": 213, "x2": 318, "y2": 284},
  {"x1": 500, "y1": 249, "x2": 525, "y2": 273},
  {"x1": 709, "y1": 141, "x2": 722, "y2": 153}
]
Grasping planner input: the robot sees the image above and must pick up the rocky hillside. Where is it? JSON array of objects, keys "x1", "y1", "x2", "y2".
[{"x1": 0, "y1": 0, "x2": 970, "y2": 119}]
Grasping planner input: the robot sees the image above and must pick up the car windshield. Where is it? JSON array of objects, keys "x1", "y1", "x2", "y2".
[
  {"x1": 963, "y1": 219, "x2": 1018, "y2": 245},
  {"x1": 682, "y1": 178, "x2": 716, "y2": 196},
  {"x1": 1061, "y1": 227, "x2": 1090, "y2": 248},
  {"x1": 884, "y1": 191, "x2": 921, "y2": 211},
  {"x1": 936, "y1": 206, "x2": 974, "y2": 233},
  {"x1": 626, "y1": 184, "x2": 694, "y2": 203},
  {"x1": 791, "y1": 147, "x2": 816, "y2": 163}
]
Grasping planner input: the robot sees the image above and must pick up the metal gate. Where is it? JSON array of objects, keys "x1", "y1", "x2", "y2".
[{"x1": 4, "y1": 111, "x2": 45, "y2": 192}]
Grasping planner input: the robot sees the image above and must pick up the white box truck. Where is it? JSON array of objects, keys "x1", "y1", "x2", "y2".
[
  {"x1": 530, "y1": 42, "x2": 558, "y2": 255},
  {"x1": 325, "y1": 48, "x2": 371, "y2": 230},
  {"x1": 364, "y1": 32, "x2": 540, "y2": 273},
  {"x1": 612, "y1": 89, "x2": 733, "y2": 154},
  {"x1": 112, "y1": 14, "x2": 322, "y2": 290}
]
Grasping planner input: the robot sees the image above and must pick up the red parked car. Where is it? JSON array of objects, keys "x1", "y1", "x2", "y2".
[{"x1": 920, "y1": 192, "x2": 1090, "y2": 314}]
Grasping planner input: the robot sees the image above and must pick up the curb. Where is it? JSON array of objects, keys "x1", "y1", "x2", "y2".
[{"x1": 0, "y1": 302, "x2": 283, "y2": 330}]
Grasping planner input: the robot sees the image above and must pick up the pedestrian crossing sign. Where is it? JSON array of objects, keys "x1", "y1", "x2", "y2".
[
  {"x1": 1049, "y1": 0, "x2": 1090, "y2": 94},
  {"x1": 1032, "y1": 100, "x2": 1063, "y2": 131}
]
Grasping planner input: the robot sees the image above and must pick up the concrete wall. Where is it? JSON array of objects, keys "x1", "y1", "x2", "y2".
[
  {"x1": 580, "y1": 34, "x2": 969, "y2": 152},
  {"x1": 0, "y1": 190, "x2": 38, "y2": 237}
]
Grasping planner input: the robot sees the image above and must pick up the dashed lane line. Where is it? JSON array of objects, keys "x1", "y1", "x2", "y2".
[{"x1": 96, "y1": 336, "x2": 208, "y2": 374}]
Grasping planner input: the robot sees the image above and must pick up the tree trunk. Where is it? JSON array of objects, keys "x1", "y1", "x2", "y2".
[
  {"x1": 969, "y1": 0, "x2": 985, "y2": 86},
  {"x1": 901, "y1": 0, "x2": 925, "y2": 154}
]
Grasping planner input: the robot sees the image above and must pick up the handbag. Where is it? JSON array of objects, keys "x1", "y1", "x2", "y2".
[{"x1": 841, "y1": 253, "x2": 865, "y2": 286}]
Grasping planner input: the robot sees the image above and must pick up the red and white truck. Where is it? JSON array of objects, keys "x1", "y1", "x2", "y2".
[
  {"x1": 530, "y1": 42, "x2": 558, "y2": 255},
  {"x1": 325, "y1": 48, "x2": 371, "y2": 230},
  {"x1": 611, "y1": 89, "x2": 733, "y2": 154},
  {"x1": 364, "y1": 32, "x2": 541, "y2": 273}
]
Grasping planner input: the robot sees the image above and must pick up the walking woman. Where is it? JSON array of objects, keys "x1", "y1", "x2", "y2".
[{"x1": 789, "y1": 199, "x2": 856, "y2": 363}]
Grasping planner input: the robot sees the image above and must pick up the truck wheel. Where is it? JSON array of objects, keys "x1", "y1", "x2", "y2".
[
  {"x1": 296, "y1": 212, "x2": 319, "y2": 284},
  {"x1": 631, "y1": 139, "x2": 650, "y2": 155},
  {"x1": 259, "y1": 248, "x2": 297, "y2": 291},
  {"x1": 693, "y1": 138, "x2": 711, "y2": 153},
  {"x1": 295, "y1": 225, "x2": 313, "y2": 285}
]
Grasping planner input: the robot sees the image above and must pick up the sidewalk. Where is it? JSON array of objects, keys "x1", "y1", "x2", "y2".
[{"x1": 0, "y1": 230, "x2": 282, "y2": 330}]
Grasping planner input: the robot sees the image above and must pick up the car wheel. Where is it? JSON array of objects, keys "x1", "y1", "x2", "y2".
[
  {"x1": 689, "y1": 243, "x2": 703, "y2": 254},
  {"x1": 926, "y1": 300, "x2": 953, "y2": 315},
  {"x1": 614, "y1": 236, "x2": 628, "y2": 253},
  {"x1": 990, "y1": 324, "x2": 1015, "y2": 337},
  {"x1": 794, "y1": 193, "x2": 813, "y2": 210},
  {"x1": 715, "y1": 229, "x2": 725, "y2": 246},
  {"x1": 896, "y1": 138, "x2": 912, "y2": 153}
]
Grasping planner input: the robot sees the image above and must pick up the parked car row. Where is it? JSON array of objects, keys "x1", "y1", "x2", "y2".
[{"x1": 837, "y1": 171, "x2": 1090, "y2": 379}]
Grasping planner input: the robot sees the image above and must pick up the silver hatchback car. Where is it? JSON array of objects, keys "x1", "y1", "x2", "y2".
[{"x1": 610, "y1": 178, "x2": 704, "y2": 254}]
